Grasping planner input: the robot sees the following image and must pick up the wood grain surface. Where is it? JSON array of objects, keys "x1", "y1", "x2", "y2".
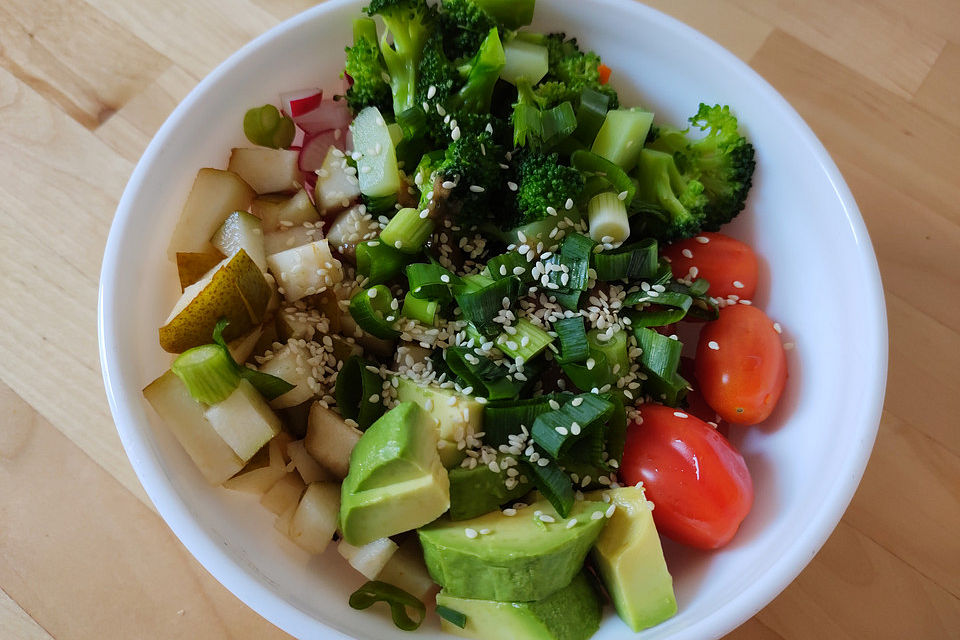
[{"x1": 1, "y1": 1, "x2": 957, "y2": 638}]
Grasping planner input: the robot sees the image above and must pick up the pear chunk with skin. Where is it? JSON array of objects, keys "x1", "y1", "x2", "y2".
[
  {"x1": 211, "y1": 211, "x2": 267, "y2": 271},
  {"x1": 203, "y1": 379, "x2": 282, "y2": 462},
  {"x1": 315, "y1": 146, "x2": 361, "y2": 215},
  {"x1": 167, "y1": 168, "x2": 255, "y2": 259},
  {"x1": 325, "y1": 204, "x2": 379, "y2": 260},
  {"x1": 176, "y1": 250, "x2": 225, "y2": 291},
  {"x1": 159, "y1": 249, "x2": 271, "y2": 353},
  {"x1": 228, "y1": 147, "x2": 300, "y2": 194}
]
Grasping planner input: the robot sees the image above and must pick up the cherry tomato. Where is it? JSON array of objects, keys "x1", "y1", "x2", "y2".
[
  {"x1": 695, "y1": 304, "x2": 787, "y2": 425},
  {"x1": 662, "y1": 232, "x2": 759, "y2": 300},
  {"x1": 621, "y1": 403, "x2": 753, "y2": 549}
]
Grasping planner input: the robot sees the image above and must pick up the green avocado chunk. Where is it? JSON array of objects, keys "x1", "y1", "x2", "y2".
[
  {"x1": 586, "y1": 486, "x2": 677, "y2": 631},
  {"x1": 395, "y1": 377, "x2": 484, "y2": 469},
  {"x1": 436, "y1": 571, "x2": 601, "y2": 640},
  {"x1": 448, "y1": 455, "x2": 530, "y2": 521},
  {"x1": 418, "y1": 497, "x2": 608, "y2": 601},
  {"x1": 340, "y1": 402, "x2": 450, "y2": 546}
]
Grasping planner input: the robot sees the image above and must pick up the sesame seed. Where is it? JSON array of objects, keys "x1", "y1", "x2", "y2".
[
  {"x1": 733, "y1": 280, "x2": 745, "y2": 289},
  {"x1": 708, "y1": 340, "x2": 719, "y2": 350},
  {"x1": 469, "y1": 185, "x2": 485, "y2": 193},
  {"x1": 695, "y1": 235, "x2": 710, "y2": 243},
  {"x1": 464, "y1": 528, "x2": 478, "y2": 538},
  {"x1": 440, "y1": 274, "x2": 450, "y2": 283},
  {"x1": 427, "y1": 85, "x2": 437, "y2": 99},
  {"x1": 507, "y1": 181, "x2": 518, "y2": 191},
  {"x1": 565, "y1": 198, "x2": 574, "y2": 210},
  {"x1": 556, "y1": 426, "x2": 568, "y2": 435},
  {"x1": 451, "y1": 127, "x2": 461, "y2": 140},
  {"x1": 590, "y1": 511, "x2": 604, "y2": 520},
  {"x1": 673, "y1": 411, "x2": 688, "y2": 418},
  {"x1": 566, "y1": 519, "x2": 577, "y2": 529},
  {"x1": 437, "y1": 104, "x2": 447, "y2": 116},
  {"x1": 605, "y1": 504, "x2": 616, "y2": 518},
  {"x1": 442, "y1": 180, "x2": 456, "y2": 189},
  {"x1": 367, "y1": 289, "x2": 378, "y2": 298},
  {"x1": 617, "y1": 191, "x2": 628, "y2": 201},
  {"x1": 502, "y1": 508, "x2": 517, "y2": 516},
  {"x1": 681, "y1": 248, "x2": 693, "y2": 259},
  {"x1": 539, "y1": 514, "x2": 556, "y2": 523}
]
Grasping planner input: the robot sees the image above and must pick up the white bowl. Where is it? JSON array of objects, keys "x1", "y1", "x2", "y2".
[{"x1": 98, "y1": 1, "x2": 888, "y2": 638}]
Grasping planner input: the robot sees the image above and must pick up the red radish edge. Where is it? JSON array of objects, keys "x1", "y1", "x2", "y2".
[
  {"x1": 298, "y1": 129, "x2": 346, "y2": 173},
  {"x1": 281, "y1": 88, "x2": 321, "y2": 118}
]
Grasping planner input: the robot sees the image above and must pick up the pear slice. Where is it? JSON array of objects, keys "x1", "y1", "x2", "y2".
[
  {"x1": 228, "y1": 147, "x2": 300, "y2": 195},
  {"x1": 211, "y1": 211, "x2": 267, "y2": 271},
  {"x1": 167, "y1": 168, "x2": 255, "y2": 259},
  {"x1": 159, "y1": 248, "x2": 271, "y2": 353},
  {"x1": 176, "y1": 250, "x2": 225, "y2": 291},
  {"x1": 325, "y1": 204, "x2": 379, "y2": 260},
  {"x1": 203, "y1": 379, "x2": 282, "y2": 462},
  {"x1": 263, "y1": 224, "x2": 320, "y2": 257},
  {"x1": 315, "y1": 146, "x2": 361, "y2": 215},
  {"x1": 257, "y1": 340, "x2": 316, "y2": 409}
]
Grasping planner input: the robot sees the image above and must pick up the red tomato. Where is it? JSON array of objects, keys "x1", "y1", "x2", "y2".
[
  {"x1": 695, "y1": 304, "x2": 787, "y2": 425},
  {"x1": 662, "y1": 232, "x2": 759, "y2": 300},
  {"x1": 621, "y1": 403, "x2": 753, "y2": 549}
]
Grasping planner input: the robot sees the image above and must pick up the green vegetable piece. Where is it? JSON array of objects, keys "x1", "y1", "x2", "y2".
[
  {"x1": 335, "y1": 355, "x2": 385, "y2": 429},
  {"x1": 349, "y1": 285, "x2": 401, "y2": 340},
  {"x1": 349, "y1": 580, "x2": 426, "y2": 631},
  {"x1": 436, "y1": 604, "x2": 467, "y2": 629},
  {"x1": 591, "y1": 108, "x2": 653, "y2": 171},
  {"x1": 171, "y1": 344, "x2": 241, "y2": 405},
  {"x1": 243, "y1": 104, "x2": 295, "y2": 149}
]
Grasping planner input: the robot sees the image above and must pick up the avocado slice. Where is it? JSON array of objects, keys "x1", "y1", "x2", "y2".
[
  {"x1": 418, "y1": 497, "x2": 608, "y2": 601},
  {"x1": 348, "y1": 403, "x2": 440, "y2": 492},
  {"x1": 436, "y1": 571, "x2": 601, "y2": 640},
  {"x1": 448, "y1": 455, "x2": 530, "y2": 521},
  {"x1": 585, "y1": 487, "x2": 677, "y2": 631},
  {"x1": 340, "y1": 403, "x2": 451, "y2": 546},
  {"x1": 395, "y1": 377, "x2": 484, "y2": 468}
]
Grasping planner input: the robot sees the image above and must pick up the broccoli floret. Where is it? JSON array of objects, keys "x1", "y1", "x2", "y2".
[
  {"x1": 415, "y1": 28, "x2": 510, "y2": 149},
  {"x1": 432, "y1": 131, "x2": 508, "y2": 224},
  {"x1": 365, "y1": 0, "x2": 437, "y2": 115},
  {"x1": 630, "y1": 148, "x2": 707, "y2": 241},
  {"x1": 512, "y1": 78, "x2": 577, "y2": 149},
  {"x1": 535, "y1": 33, "x2": 619, "y2": 110},
  {"x1": 438, "y1": 0, "x2": 498, "y2": 61},
  {"x1": 513, "y1": 150, "x2": 584, "y2": 226},
  {"x1": 344, "y1": 19, "x2": 392, "y2": 114},
  {"x1": 648, "y1": 104, "x2": 755, "y2": 230}
]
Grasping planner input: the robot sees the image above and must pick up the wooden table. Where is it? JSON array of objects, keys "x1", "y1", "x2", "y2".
[{"x1": 1, "y1": 1, "x2": 957, "y2": 638}]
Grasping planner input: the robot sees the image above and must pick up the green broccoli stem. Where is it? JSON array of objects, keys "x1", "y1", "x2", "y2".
[
  {"x1": 451, "y1": 28, "x2": 505, "y2": 113},
  {"x1": 470, "y1": 0, "x2": 535, "y2": 29}
]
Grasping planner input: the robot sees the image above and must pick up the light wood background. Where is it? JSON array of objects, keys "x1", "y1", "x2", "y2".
[{"x1": 1, "y1": 0, "x2": 957, "y2": 638}]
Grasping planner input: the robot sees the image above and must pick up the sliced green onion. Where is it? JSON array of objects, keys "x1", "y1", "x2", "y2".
[
  {"x1": 540, "y1": 101, "x2": 578, "y2": 146},
  {"x1": 587, "y1": 327, "x2": 630, "y2": 383},
  {"x1": 553, "y1": 316, "x2": 589, "y2": 364},
  {"x1": 633, "y1": 327, "x2": 688, "y2": 405},
  {"x1": 541, "y1": 233, "x2": 594, "y2": 310},
  {"x1": 436, "y1": 605, "x2": 467, "y2": 629},
  {"x1": 592, "y1": 238, "x2": 658, "y2": 282},
  {"x1": 483, "y1": 393, "x2": 572, "y2": 446},
  {"x1": 495, "y1": 318, "x2": 553, "y2": 361},
  {"x1": 406, "y1": 261, "x2": 462, "y2": 302},
  {"x1": 604, "y1": 393, "x2": 627, "y2": 462},
  {"x1": 454, "y1": 276, "x2": 521, "y2": 338},
  {"x1": 573, "y1": 87, "x2": 610, "y2": 146},
  {"x1": 379, "y1": 207, "x2": 435, "y2": 254},
  {"x1": 243, "y1": 104, "x2": 295, "y2": 149},
  {"x1": 348, "y1": 581, "x2": 426, "y2": 631},
  {"x1": 627, "y1": 307, "x2": 689, "y2": 328},
  {"x1": 396, "y1": 105, "x2": 427, "y2": 141},
  {"x1": 588, "y1": 191, "x2": 630, "y2": 245},
  {"x1": 444, "y1": 347, "x2": 522, "y2": 401},
  {"x1": 335, "y1": 355, "x2": 385, "y2": 429},
  {"x1": 401, "y1": 292, "x2": 438, "y2": 325},
  {"x1": 485, "y1": 251, "x2": 534, "y2": 285},
  {"x1": 349, "y1": 285, "x2": 400, "y2": 339},
  {"x1": 356, "y1": 240, "x2": 409, "y2": 285},
  {"x1": 571, "y1": 150, "x2": 636, "y2": 205},
  {"x1": 457, "y1": 272, "x2": 497, "y2": 294},
  {"x1": 527, "y1": 454, "x2": 575, "y2": 517},
  {"x1": 171, "y1": 344, "x2": 241, "y2": 405},
  {"x1": 210, "y1": 318, "x2": 294, "y2": 401},
  {"x1": 530, "y1": 393, "x2": 614, "y2": 459}
]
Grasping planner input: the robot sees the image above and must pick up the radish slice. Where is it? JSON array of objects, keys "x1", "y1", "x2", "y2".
[
  {"x1": 294, "y1": 100, "x2": 353, "y2": 134},
  {"x1": 282, "y1": 88, "x2": 323, "y2": 118},
  {"x1": 299, "y1": 129, "x2": 346, "y2": 173},
  {"x1": 301, "y1": 170, "x2": 318, "y2": 205}
]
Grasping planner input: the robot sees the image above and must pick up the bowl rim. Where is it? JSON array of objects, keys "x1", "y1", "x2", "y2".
[{"x1": 98, "y1": 1, "x2": 888, "y2": 638}]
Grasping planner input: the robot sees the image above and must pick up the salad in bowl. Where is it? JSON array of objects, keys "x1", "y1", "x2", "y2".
[{"x1": 141, "y1": 0, "x2": 793, "y2": 638}]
